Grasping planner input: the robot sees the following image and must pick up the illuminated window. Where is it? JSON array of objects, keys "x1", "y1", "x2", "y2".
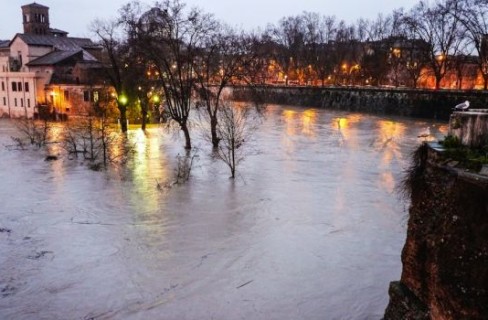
[{"x1": 93, "y1": 91, "x2": 99, "y2": 102}]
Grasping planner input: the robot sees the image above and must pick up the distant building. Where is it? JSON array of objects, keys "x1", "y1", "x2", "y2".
[{"x1": 0, "y1": 2, "x2": 106, "y2": 118}]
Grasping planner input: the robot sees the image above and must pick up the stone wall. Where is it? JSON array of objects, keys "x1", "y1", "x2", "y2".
[
  {"x1": 232, "y1": 86, "x2": 488, "y2": 120},
  {"x1": 383, "y1": 144, "x2": 488, "y2": 319},
  {"x1": 449, "y1": 110, "x2": 488, "y2": 148}
]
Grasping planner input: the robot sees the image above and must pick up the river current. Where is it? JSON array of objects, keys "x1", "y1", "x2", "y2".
[{"x1": 0, "y1": 105, "x2": 447, "y2": 320}]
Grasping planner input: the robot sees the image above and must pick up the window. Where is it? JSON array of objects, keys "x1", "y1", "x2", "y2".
[
  {"x1": 24, "y1": 82, "x2": 29, "y2": 92},
  {"x1": 27, "y1": 99, "x2": 30, "y2": 108},
  {"x1": 83, "y1": 91, "x2": 90, "y2": 102},
  {"x1": 18, "y1": 82, "x2": 22, "y2": 91},
  {"x1": 2, "y1": 97, "x2": 5, "y2": 106},
  {"x1": 93, "y1": 91, "x2": 99, "y2": 102},
  {"x1": 20, "y1": 98, "x2": 23, "y2": 107},
  {"x1": 64, "y1": 90, "x2": 70, "y2": 101},
  {"x1": 1, "y1": 81, "x2": 4, "y2": 91},
  {"x1": 12, "y1": 82, "x2": 17, "y2": 91},
  {"x1": 14, "y1": 98, "x2": 17, "y2": 107}
]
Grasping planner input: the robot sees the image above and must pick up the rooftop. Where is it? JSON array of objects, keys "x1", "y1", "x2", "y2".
[
  {"x1": 26, "y1": 49, "x2": 99, "y2": 66},
  {"x1": 12, "y1": 33, "x2": 100, "y2": 51},
  {"x1": 21, "y1": 2, "x2": 49, "y2": 9}
]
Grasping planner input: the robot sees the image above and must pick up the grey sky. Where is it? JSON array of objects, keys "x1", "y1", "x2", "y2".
[{"x1": 1, "y1": 0, "x2": 420, "y2": 40}]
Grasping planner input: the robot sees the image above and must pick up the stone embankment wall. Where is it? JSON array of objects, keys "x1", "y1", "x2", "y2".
[
  {"x1": 231, "y1": 86, "x2": 488, "y2": 120},
  {"x1": 384, "y1": 145, "x2": 488, "y2": 319}
]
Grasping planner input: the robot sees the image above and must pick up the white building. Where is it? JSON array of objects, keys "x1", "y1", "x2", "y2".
[{"x1": 0, "y1": 2, "x2": 105, "y2": 119}]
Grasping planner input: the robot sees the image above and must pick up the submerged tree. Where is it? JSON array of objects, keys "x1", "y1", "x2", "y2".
[
  {"x1": 194, "y1": 26, "x2": 260, "y2": 148},
  {"x1": 122, "y1": 0, "x2": 218, "y2": 149},
  {"x1": 12, "y1": 117, "x2": 51, "y2": 149},
  {"x1": 215, "y1": 103, "x2": 257, "y2": 179},
  {"x1": 91, "y1": 19, "x2": 132, "y2": 133}
]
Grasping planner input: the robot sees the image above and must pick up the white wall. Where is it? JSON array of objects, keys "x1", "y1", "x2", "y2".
[{"x1": 0, "y1": 72, "x2": 37, "y2": 118}]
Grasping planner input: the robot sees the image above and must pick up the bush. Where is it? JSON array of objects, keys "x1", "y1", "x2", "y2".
[{"x1": 441, "y1": 135, "x2": 461, "y2": 148}]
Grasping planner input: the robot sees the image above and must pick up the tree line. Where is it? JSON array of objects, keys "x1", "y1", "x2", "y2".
[{"x1": 89, "y1": 0, "x2": 488, "y2": 152}]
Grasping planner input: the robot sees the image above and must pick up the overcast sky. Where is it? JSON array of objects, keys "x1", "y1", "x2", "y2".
[{"x1": 1, "y1": 0, "x2": 420, "y2": 40}]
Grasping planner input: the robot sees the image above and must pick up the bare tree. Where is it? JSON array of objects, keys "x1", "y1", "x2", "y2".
[
  {"x1": 12, "y1": 117, "x2": 51, "y2": 149},
  {"x1": 403, "y1": 0, "x2": 466, "y2": 89},
  {"x1": 313, "y1": 16, "x2": 338, "y2": 86},
  {"x1": 332, "y1": 20, "x2": 361, "y2": 85},
  {"x1": 91, "y1": 18, "x2": 132, "y2": 132},
  {"x1": 194, "y1": 25, "x2": 261, "y2": 148},
  {"x1": 194, "y1": 26, "x2": 238, "y2": 148},
  {"x1": 299, "y1": 13, "x2": 338, "y2": 86},
  {"x1": 456, "y1": 0, "x2": 488, "y2": 89},
  {"x1": 215, "y1": 103, "x2": 257, "y2": 179},
  {"x1": 61, "y1": 111, "x2": 128, "y2": 169},
  {"x1": 267, "y1": 15, "x2": 307, "y2": 85},
  {"x1": 123, "y1": 0, "x2": 218, "y2": 150}
]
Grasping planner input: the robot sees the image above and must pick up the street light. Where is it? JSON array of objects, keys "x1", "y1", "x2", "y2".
[{"x1": 118, "y1": 94, "x2": 128, "y2": 105}]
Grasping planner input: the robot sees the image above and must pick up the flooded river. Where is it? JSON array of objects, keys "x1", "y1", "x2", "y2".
[{"x1": 0, "y1": 105, "x2": 447, "y2": 320}]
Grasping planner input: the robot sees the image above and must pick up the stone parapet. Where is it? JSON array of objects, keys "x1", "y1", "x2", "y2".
[{"x1": 449, "y1": 110, "x2": 488, "y2": 148}]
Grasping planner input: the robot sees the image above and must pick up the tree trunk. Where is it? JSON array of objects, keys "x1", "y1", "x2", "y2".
[
  {"x1": 210, "y1": 116, "x2": 219, "y2": 148},
  {"x1": 435, "y1": 76, "x2": 441, "y2": 90},
  {"x1": 181, "y1": 122, "x2": 192, "y2": 150},
  {"x1": 118, "y1": 103, "x2": 128, "y2": 133},
  {"x1": 231, "y1": 137, "x2": 235, "y2": 179},
  {"x1": 141, "y1": 108, "x2": 148, "y2": 131}
]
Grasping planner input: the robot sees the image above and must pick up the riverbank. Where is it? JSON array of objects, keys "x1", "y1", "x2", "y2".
[
  {"x1": 383, "y1": 142, "x2": 488, "y2": 319},
  {"x1": 232, "y1": 85, "x2": 488, "y2": 120}
]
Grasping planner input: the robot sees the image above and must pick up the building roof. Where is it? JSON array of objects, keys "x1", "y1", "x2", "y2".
[
  {"x1": 11, "y1": 33, "x2": 100, "y2": 51},
  {"x1": 26, "y1": 49, "x2": 99, "y2": 66},
  {"x1": 21, "y1": 2, "x2": 49, "y2": 9},
  {"x1": 49, "y1": 28, "x2": 69, "y2": 35},
  {"x1": 0, "y1": 40, "x2": 9, "y2": 48}
]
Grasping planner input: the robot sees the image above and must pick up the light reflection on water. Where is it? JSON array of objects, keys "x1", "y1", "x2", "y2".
[{"x1": 0, "y1": 108, "x2": 448, "y2": 320}]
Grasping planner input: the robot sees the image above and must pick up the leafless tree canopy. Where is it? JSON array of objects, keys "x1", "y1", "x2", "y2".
[{"x1": 215, "y1": 103, "x2": 258, "y2": 179}]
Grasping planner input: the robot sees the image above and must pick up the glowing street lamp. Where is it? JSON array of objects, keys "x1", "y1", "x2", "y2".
[
  {"x1": 152, "y1": 94, "x2": 160, "y2": 103},
  {"x1": 118, "y1": 94, "x2": 128, "y2": 105}
]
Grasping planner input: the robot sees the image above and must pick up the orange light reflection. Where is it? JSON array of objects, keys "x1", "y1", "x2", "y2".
[{"x1": 301, "y1": 109, "x2": 317, "y2": 137}]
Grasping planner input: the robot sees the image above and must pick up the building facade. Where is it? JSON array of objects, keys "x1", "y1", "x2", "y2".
[{"x1": 0, "y1": 2, "x2": 106, "y2": 119}]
